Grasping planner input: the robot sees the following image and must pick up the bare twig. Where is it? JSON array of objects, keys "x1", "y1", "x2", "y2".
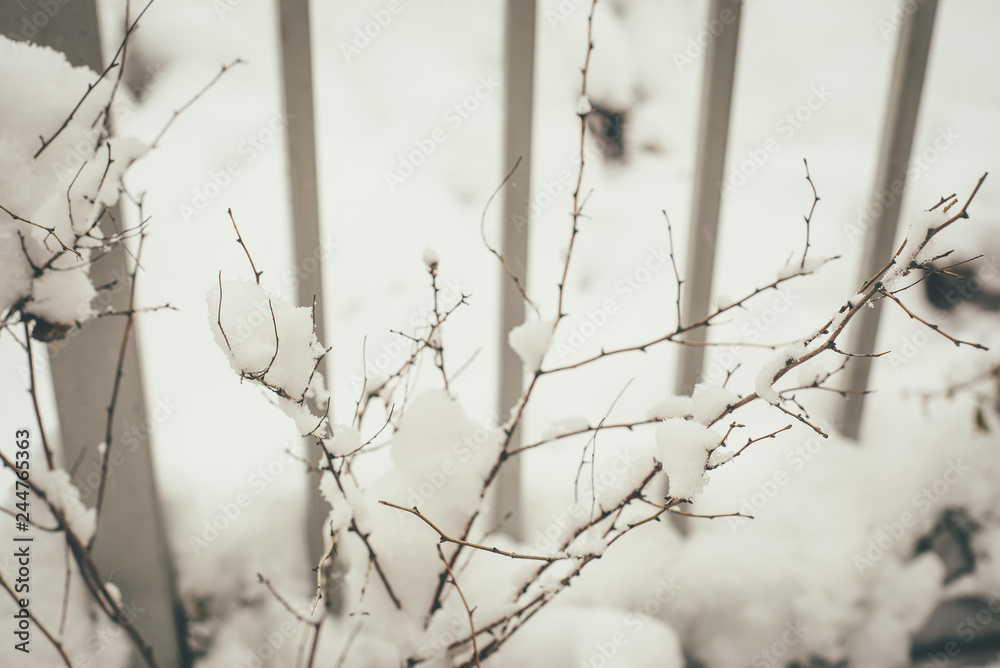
[
  {"x1": 332, "y1": 619, "x2": 365, "y2": 668},
  {"x1": 150, "y1": 59, "x2": 245, "y2": 149},
  {"x1": 24, "y1": 324, "x2": 55, "y2": 469},
  {"x1": 258, "y1": 572, "x2": 315, "y2": 624},
  {"x1": 0, "y1": 202, "x2": 80, "y2": 258},
  {"x1": 573, "y1": 379, "x2": 632, "y2": 523},
  {"x1": 310, "y1": 525, "x2": 337, "y2": 615},
  {"x1": 555, "y1": 0, "x2": 598, "y2": 325},
  {"x1": 879, "y1": 287, "x2": 988, "y2": 350},
  {"x1": 437, "y1": 545, "x2": 482, "y2": 668},
  {"x1": 663, "y1": 210, "x2": 684, "y2": 328},
  {"x1": 800, "y1": 159, "x2": 820, "y2": 270},
  {"x1": 217, "y1": 272, "x2": 232, "y2": 351},
  {"x1": 0, "y1": 571, "x2": 75, "y2": 667},
  {"x1": 228, "y1": 208, "x2": 263, "y2": 283},
  {"x1": 315, "y1": 447, "x2": 402, "y2": 609},
  {"x1": 427, "y1": 261, "x2": 450, "y2": 391},
  {"x1": 378, "y1": 501, "x2": 562, "y2": 562},
  {"x1": 93, "y1": 231, "x2": 146, "y2": 531},
  {"x1": 34, "y1": 0, "x2": 156, "y2": 158},
  {"x1": 480, "y1": 156, "x2": 540, "y2": 317},
  {"x1": 708, "y1": 424, "x2": 792, "y2": 469}
]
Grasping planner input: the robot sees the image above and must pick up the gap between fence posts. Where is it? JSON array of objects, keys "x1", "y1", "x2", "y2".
[{"x1": 839, "y1": 0, "x2": 938, "y2": 439}]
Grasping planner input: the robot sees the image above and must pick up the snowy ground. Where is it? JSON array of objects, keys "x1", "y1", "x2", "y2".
[{"x1": 3, "y1": 0, "x2": 1000, "y2": 666}]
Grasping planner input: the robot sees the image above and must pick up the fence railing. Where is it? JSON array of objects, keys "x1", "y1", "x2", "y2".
[{"x1": 0, "y1": 1, "x2": 956, "y2": 666}]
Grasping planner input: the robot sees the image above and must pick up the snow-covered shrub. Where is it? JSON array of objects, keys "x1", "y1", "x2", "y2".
[
  {"x1": 4, "y1": 5, "x2": 1000, "y2": 668},
  {"x1": 198, "y1": 16, "x2": 997, "y2": 668}
]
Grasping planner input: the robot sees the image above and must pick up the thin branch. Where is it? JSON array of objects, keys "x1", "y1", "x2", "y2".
[
  {"x1": 663, "y1": 210, "x2": 684, "y2": 328},
  {"x1": 668, "y1": 507, "x2": 754, "y2": 521},
  {"x1": 826, "y1": 341, "x2": 890, "y2": 358},
  {"x1": 479, "y1": 156, "x2": 540, "y2": 317},
  {"x1": 352, "y1": 337, "x2": 368, "y2": 428},
  {"x1": 427, "y1": 261, "x2": 450, "y2": 392},
  {"x1": 310, "y1": 524, "x2": 338, "y2": 615},
  {"x1": 511, "y1": 417, "x2": 662, "y2": 456},
  {"x1": 0, "y1": 571, "x2": 75, "y2": 667},
  {"x1": 708, "y1": 424, "x2": 792, "y2": 469},
  {"x1": 34, "y1": 0, "x2": 156, "y2": 158},
  {"x1": 315, "y1": 449, "x2": 402, "y2": 610},
  {"x1": 773, "y1": 404, "x2": 828, "y2": 438},
  {"x1": 800, "y1": 158, "x2": 819, "y2": 270},
  {"x1": 378, "y1": 501, "x2": 562, "y2": 562},
  {"x1": 450, "y1": 347, "x2": 481, "y2": 383},
  {"x1": 150, "y1": 59, "x2": 245, "y2": 149},
  {"x1": 93, "y1": 231, "x2": 146, "y2": 531},
  {"x1": 257, "y1": 572, "x2": 316, "y2": 624},
  {"x1": 436, "y1": 545, "x2": 482, "y2": 668},
  {"x1": 0, "y1": 202, "x2": 80, "y2": 258},
  {"x1": 217, "y1": 272, "x2": 232, "y2": 351},
  {"x1": 228, "y1": 208, "x2": 263, "y2": 283},
  {"x1": 332, "y1": 619, "x2": 365, "y2": 668},
  {"x1": 24, "y1": 324, "x2": 55, "y2": 469},
  {"x1": 555, "y1": 0, "x2": 598, "y2": 325},
  {"x1": 879, "y1": 288, "x2": 988, "y2": 350},
  {"x1": 59, "y1": 540, "x2": 72, "y2": 636},
  {"x1": 573, "y1": 379, "x2": 632, "y2": 523}
]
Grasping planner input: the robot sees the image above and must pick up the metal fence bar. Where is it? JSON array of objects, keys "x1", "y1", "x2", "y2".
[
  {"x1": 275, "y1": 0, "x2": 331, "y2": 573},
  {"x1": 495, "y1": 0, "x2": 537, "y2": 541},
  {"x1": 839, "y1": 0, "x2": 938, "y2": 439},
  {"x1": 674, "y1": 0, "x2": 743, "y2": 396},
  {"x1": 0, "y1": 3, "x2": 188, "y2": 666}
]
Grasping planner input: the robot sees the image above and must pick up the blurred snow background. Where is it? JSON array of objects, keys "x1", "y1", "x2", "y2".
[{"x1": 2, "y1": 0, "x2": 1000, "y2": 666}]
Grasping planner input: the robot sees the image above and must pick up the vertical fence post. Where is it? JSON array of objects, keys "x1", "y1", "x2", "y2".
[
  {"x1": 275, "y1": 0, "x2": 335, "y2": 591},
  {"x1": 0, "y1": 3, "x2": 188, "y2": 667},
  {"x1": 839, "y1": 0, "x2": 938, "y2": 439},
  {"x1": 495, "y1": 0, "x2": 537, "y2": 541},
  {"x1": 674, "y1": 0, "x2": 743, "y2": 396}
]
